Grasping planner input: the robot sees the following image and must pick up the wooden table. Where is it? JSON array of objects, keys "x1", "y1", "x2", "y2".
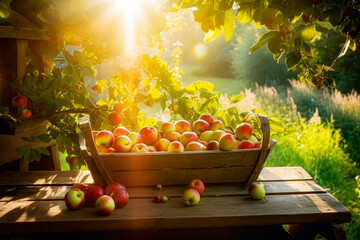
[{"x1": 0, "y1": 167, "x2": 351, "y2": 239}]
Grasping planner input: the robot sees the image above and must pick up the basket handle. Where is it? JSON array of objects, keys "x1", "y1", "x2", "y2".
[
  {"x1": 79, "y1": 115, "x2": 113, "y2": 186},
  {"x1": 242, "y1": 113, "x2": 270, "y2": 186}
]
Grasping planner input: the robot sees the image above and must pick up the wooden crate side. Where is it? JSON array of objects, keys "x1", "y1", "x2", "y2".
[
  {"x1": 90, "y1": 166, "x2": 254, "y2": 187},
  {"x1": 99, "y1": 149, "x2": 261, "y2": 171}
]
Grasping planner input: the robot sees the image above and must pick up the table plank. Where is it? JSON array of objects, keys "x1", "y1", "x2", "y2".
[
  {"x1": 0, "y1": 193, "x2": 350, "y2": 234},
  {"x1": 0, "y1": 167, "x2": 313, "y2": 186},
  {"x1": 0, "y1": 181, "x2": 326, "y2": 202}
]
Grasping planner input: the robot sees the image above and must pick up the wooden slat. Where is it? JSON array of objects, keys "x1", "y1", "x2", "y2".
[
  {"x1": 0, "y1": 193, "x2": 350, "y2": 234},
  {"x1": 0, "y1": 26, "x2": 49, "y2": 40},
  {"x1": 0, "y1": 167, "x2": 313, "y2": 186},
  {"x1": 102, "y1": 166, "x2": 254, "y2": 187},
  {"x1": 0, "y1": 181, "x2": 326, "y2": 202},
  {"x1": 100, "y1": 149, "x2": 262, "y2": 170}
]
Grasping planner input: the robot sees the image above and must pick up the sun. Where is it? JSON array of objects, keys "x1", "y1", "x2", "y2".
[{"x1": 194, "y1": 44, "x2": 207, "y2": 59}]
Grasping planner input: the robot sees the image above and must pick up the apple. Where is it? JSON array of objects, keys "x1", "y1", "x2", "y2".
[
  {"x1": 199, "y1": 113, "x2": 214, "y2": 125},
  {"x1": 161, "y1": 196, "x2": 169, "y2": 203},
  {"x1": 64, "y1": 188, "x2": 86, "y2": 210},
  {"x1": 167, "y1": 141, "x2": 184, "y2": 152},
  {"x1": 113, "y1": 102, "x2": 124, "y2": 112},
  {"x1": 188, "y1": 179, "x2": 205, "y2": 195},
  {"x1": 104, "y1": 148, "x2": 116, "y2": 153},
  {"x1": 18, "y1": 108, "x2": 31, "y2": 118},
  {"x1": 223, "y1": 128, "x2": 233, "y2": 134},
  {"x1": 154, "y1": 195, "x2": 162, "y2": 203},
  {"x1": 248, "y1": 135, "x2": 259, "y2": 144},
  {"x1": 249, "y1": 183, "x2": 266, "y2": 200},
  {"x1": 165, "y1": 131, "x2": 180, "y2": 141},
  {"x1": 131, "y1": 143, "x2": 149, "y2": 152},
  {"x1": 192, "y1": 119, "x2": 210, "y2": 136},
  {"x1": 128, "y1": 132, "x2": 143, "y2": 145},
  {"x1": 183, "y1": 189, "x2": 200, "y2": 206},
  {"x1": 185, "y1": 142, "x2": 206, "y2": 151},
  {"x1": 95, "y1": 130, "x2": 114, "y2": 148},
  {"x1": 113, "y1": 135, "x2": 133, "y2": 152},
  {"x1": 12, "y1": 96, "x2": 27, "y2": 108},
  {"x1": 156, "y1": 184, "x2": 162, "y2": 190},
  {"x1": 153, "y1": 138, "x2": 171, "y2": 151},
  {"x1": 161, "y1": 122, "x2": 176, "y2": 134},
  {"x1": 238, "y1": 140, "x2": 256, "y2": 149},
  {"x1": 85, "y1": 185, "x2": 104, "y2": 207},
  {"x1": 235, "y1": 140, "x2": 241, "y2": 149},
  {"x1": 97, "y1": 146, "x2": 110, "y2": 153},
  {"x1": 96, "y1": 195, "x2": 115, "y2": 215},
  {"x1": 180, "y1": 132, "x2": 199, "y2": 147},
  {"x1": 219, "y1": 133, "x2": 236, "y2": 151},
  {"x1": 199, "y1": 130, "x2": 214, "y2": 142},
  {"x1": 92, "y1": 131, "x2": 99, "y2": 140},
  {"x1": 199, "y1": 140, "x2": 208, "y2": 147},
  {"x1": 255, "y1": 141, "x2": 262, "y2": 148},
  {"x1": 108, "y1": 111, "x2": 123, "y2": 125},
  {"x1": 105, "y1": 182, "x2": 126, "y2": 196},
  {"x1": 72, "y1": 183, "x2": 87, "y2": 192},
  {"x1": 206, "y1": 140, "x2": 220, "y2": 150},
  {"x1": 211, "y1": 130, "x2": 226, "y2": 142},
  {"x1": 175, "y1": 120, "x2": 192, "y2": 134},
  {"x1": 139, "y1": 126, "x2": 158, "y2": 145},
  {"x1": 148, "y1": 146, "x2": 157, "y2": 152},
  {"x1": 113, "y1": 127, "x2": 130, "y2": 138},
  {"x1": 235, "y1": 123, "x2": 253, "y2": 140},
  {"x1": 110, "y1": 189, "x2": 129, "y2": 208},
  {"x1": 210, "y1": 120, "x2": 224, "y2": 131}
]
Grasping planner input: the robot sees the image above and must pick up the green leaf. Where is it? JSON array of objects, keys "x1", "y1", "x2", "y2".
[
  {"x1": 184, "y1": 83, "x2": 196, "y2": 95},
  {"x1": 223, "y1": 9, "x2": 235, "y2": 41},
  {"x1": 285, "y1": 51, "x2": 301, "y2": 70},
  {"x1": 300, "y1": 42, "x2": 312, "y2": 58},
  {"x1": 249, "y1": 31, "x2": 279, "y2": 54},
  {"x1": 194, "y1": 81, "x2": 214, "y2": 91},
  {"x1": 322, "y1": 8, "x2": 343, "y2": 26},
  {"x1": 32, "y1": 149, "x2": 41, "y2": 162},
  {"x1": 325, "y1": 77, "x2": 336, "y2": 88},
  {"x1": 16, "y1": 145, "x2": 30, "y2": 156},
  {"x1": 37, "y1": 134, "x2": 52, "y2": 143},
  {"x1": 56, "y1": 98, "x2": 74, "y2": 109},
  {"x1": 150, "y1": 86, "x2": 162, "y2": 100},
  {"x1": 251, "y1": 108, "x2": 267, "y2": 116},
  {"x1": 314, "y1": 21, "x2": 332, "y2": 34},
  {"x1": 269, "y1": 117, "x2": 284, "y2": 134},
  {"x1": 204, "y1": 28, "x2": 222, "y2": 43},
  {"x1": 229, "y1": 94, "x2": 243, "y2": 103},
  {"x1": 21, "y1": 137, "x2": 33, "y2": 142},
  {"x1": 38, "y1": 147, "x2": 51, "y2": 156},
  {"x1": 23, "y1": 150, "x2": 34, "y2": 162},
  {"x1": 236, "y1": 4, "x2": 252, "y2": 24},
  {"x1": 215, "y1": 0, "x2": 234, "y2": 11},
  {"x1": 267, "y1": 34, "x2": 281, "y2": 54},
  {"x1": 144, "y1": 117, "x2": 157, "y2": 127},
  {"x1": 0, "y1": 1, "x2": 11, "y2": 23},
  {"x1": 295, "y1": 24, "x2": 316, "y2": 41}
]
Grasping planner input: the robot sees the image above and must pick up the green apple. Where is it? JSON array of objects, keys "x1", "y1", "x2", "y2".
[
  {"x1": 183, "y1": 188, "x2": 200, "y2": 206},
  {"x1": 96, "y1": 195, "x2": 115, "y2": 215},
  {"x1": 248, "y1": 183, "x2": 266, "y2": 200},
  {"x1": 248, "y1": 135, "x2": 259, "y2": 144},
  {"x1": 64, "y1": 188, "x2": 86, "y2": 210}
]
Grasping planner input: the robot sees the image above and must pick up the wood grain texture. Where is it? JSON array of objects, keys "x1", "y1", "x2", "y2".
[
  {"x1": 0, "y1": 26, "x2": 49, "y2": 40},
  {"x1": 0, "y1": 167, "x2": 313, "y2": 186},
  {"x1": 0, "y1": 193, "x2": 350, "y2": 234},
  {"x1": 0, "y1": 181, "x2": 326, "y2": 202}
]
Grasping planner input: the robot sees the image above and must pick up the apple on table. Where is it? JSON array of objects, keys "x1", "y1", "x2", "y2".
[{"x1": 64, "y1": 188, "x2": 86, "y2": 210}]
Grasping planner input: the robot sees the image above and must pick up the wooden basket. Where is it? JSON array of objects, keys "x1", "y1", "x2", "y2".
[{"x1": 78, "y1": 114, "x2": 277, "y2": 187}]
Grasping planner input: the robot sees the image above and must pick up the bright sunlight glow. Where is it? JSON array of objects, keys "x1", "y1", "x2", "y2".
[{"x1": 194, "y1": 44, "x2": 207, "y2": 59}]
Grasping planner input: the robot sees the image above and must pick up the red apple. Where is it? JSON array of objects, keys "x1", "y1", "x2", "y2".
[
  {"x1": 154, "y1": 195, "x2": 162, "y2": 203},
  {"x1": 188, "y1": 179, "x2": 205, "y2": 195},
  {"x1": 153, "y1": 138, "x2": 171, "y2": 151},
  {"x1": 183, "y1": 189, "x2": 200, "y2": 206},
  {"x1": 72, "y1": 183, "x2": 87, "y2": 192},
  {"x1": 175, "y1": 120, "x2": 192, "y2": 134},
  {"x1": 95, "y1": 130, "x2": 114, "y2": 148},
  {"x1": 199, "y1": 140, "x2": 208, "y2": 147},
  {"x1": 104, "y1": 148, "x2": 116, "y2": 153},
  {"x1": 238, "y1": 140, "x2": 256, "y2": 149},
  {"x1": 96, "y1": 195, "x2": 115, "y2": 215},
  {"x1": 211, "y1": 130, "x2": 226, "y2": 142},
  {"x1": 105, "y1": 182, "x2": 126, "y2": 196},
  {"x1": 64, "y1": 188, "x2": 86, "y2": 210},
  {"x1": 110, "y1": 189, "x2": 129, "y2": 208},
  {"x1": 199, "y1": 113, "x2": 214, "y2": 125},
  {"x1": 92, "y1": 131, "x2": 99, "y2": 140},
  {"x1": 131, "y1": 143, "x2": 149, "y2": 152},
  {"x1": 113, "y1": 127, "x2": 130, "y2": 138},
  {"x1": 210, "y1": 120, "x2": 224, "y2": 131},
  {"x1": 113, "y1": 135, "x2": 132, "y2": 152},
  {"x1": 192, "y1": 119, "x2": 210, "y2": 136},
  {"x1": 235, "y1": 123, "x2": 252, "y2": 140},
  {"x1": 199, "y1": 130, "x2": 214, "y2": 142},
  {"x1": 128, "y1": 132, "x2": 143, "y2": 145},
  {"x1": 206, "y1": 140, "x2": 220, "y2": 150},
  {"x1": 148, "y1": 146, "x2": 157, "y2": 152},
  {"x1": 255, "y1": 141, "x2": 262, "y2": 148},
  {"x1": 180, "y1": 132, "x2": 199, "y2": 147},
  {"x1": 139, "y1": 126, "x2": 158, "y2": 145},
  {"x1": 18, "y1": 108, "x2": 31, "y2": 118},
  {"x1": 219, "y1": 133, "x2": 236, "y2": 151},
  {"x1": 108, "y1": 111, "x2": 123, "y2": 125},
  {"x1": 85, "y1": 185, "x2": 104, "y2": 207},
  {"x1": 12, "y1": 95, "x2": 27, "y2": 108},
  {"x1": 161, "y1": 122, "x2": 176, "y2": 134},
  {"x1": 185, "y1": 142, "x2": 206, "y2": 151},
  {"x1": 113, "y1": 102, "x2": 124, "y2": 112},
  {"x1": 165, "y1": 131, "x2": 180, "y2": 141},
  {"x1": 168, "y1": 141, "x2": 184, "y2": 152}
]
